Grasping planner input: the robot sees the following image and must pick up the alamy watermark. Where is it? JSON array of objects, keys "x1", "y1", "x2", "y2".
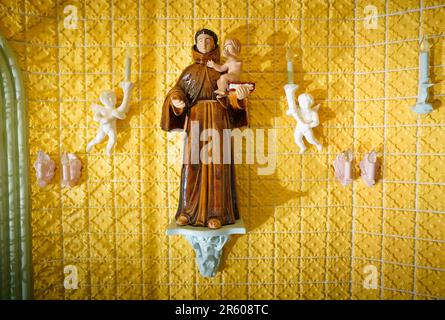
[{"x1": 168, "y1": 121, "x2": 277, "y2": 175}]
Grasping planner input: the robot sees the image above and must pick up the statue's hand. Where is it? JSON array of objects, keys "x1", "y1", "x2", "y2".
[
  {"x1": 207, "y1": 60, "x2": 215, "y2": 68},
  {"x1": 172, "y1": 99, "x2": 186, "y2": 109},
  {"x1": 235, "y1": 86, "x2": 250, "y2": 100},
  {"x1": 120, "y1": 81, "x2": 134, "y2": 92}
]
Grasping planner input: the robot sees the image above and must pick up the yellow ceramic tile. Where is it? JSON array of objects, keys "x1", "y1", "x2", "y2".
[
  {"x1": 384, "y1": 155, "x2": 417, "y2": 181},
  {"x1": 415, "y1": 268, "x2": 445, "y2": 297},
  {"x1": 329, "y1": 20, "x2": 354, "y2": 46},
  {"x1": 355, "y1": 208, "x2": 382, "y2": 233},
  {"x1": 140, "y1": 19, "x2": 166, "y2": 45},
  {"x1": 384, "y1": 210, "x2": 415, "y2": 236},
  {"x1": 382, "y1": 263, "x2": 414, "y2": 291},
  {"x1": 113, "y1": 0, "x2": 137, "y2": 18},
  {"x1": 275, "y1": 258, "x2": 300, "y2": 283},
  {"x1": 29, "y1": 101, "x2": 59, "y2": 129},
  {"x1": 276, "y1": 0, "x2": 301, "y2": 19},
  {"x1": 248, "y1": 21, "x2": 275, "y2": 46},
  {"x1": 387, "y1": 12, "x2": 419, "y2": 41},
  {"x1": 356, "y1": 45, "x2": 385, "y2": 72},
  {"x1": 275, "y1": 233, "x2": 300, "y2": 258},
  {"x1": 330, "y1": 74, "x2": 354, "y2": 100},
  {"x1": 356, "y1": 17, "x2": 386, "y2": 45},
  {"x1": 416, "y1": 240, "x2": 445, "y2": 269},
  {"x1": 301, "y1": 258, "x2": 325, "y2": 281},
  {"x1": 355, "y1": 128, "x2": 384, "y2": 154},
  {"x1": 301, "y1": 284, "x2": 325, "y2": 300},
  {"x1": 326, "y1": 258, "x2": 351, "y2": 281},
  {"x1": 329, "y1": 0, "x2": 355, "y2": 18},
  {"x1": 326, "y1": 284, "x2": 351, "y2": 299},
  {"x1": 356, "y1": 73, "x2": 385, "y2": 100},
  {"x1": 354, "y1": 234, "x2": 382, "y2": 259},
  {"x1": 418, "y1": 184, "x2": 445, "y2": 211},
  {"x1": 330, "y1": 47, "x2": 354, "y2": 72},
  {"x1": 327, "y1": 128, "x2": 354, "y2": 153},
  {"x1": 385, "y1": 183, "x2": 416, "y2": 209},
  {"x1": 383, "y1": 236, "x2": 414, "y2": 264},
  {"x1": 249, "y1": 284, "x2": 274, "y2": 299},
  {"x1": 165, "y1": 0, "x2": 192, "y2": 18},
  {"x1": 388, "y1": 0, "x2": 420, "y2": 12},
  {"x1": 302, "y1": 0, "x2": 328, "y2": 18},
  {"x1": 31, "y1": 209, "x2": 62, "y2": 237},
  {"x1": 28, "y1": 73, "x2": 58, "y2": 101},
  {"x1": 328, "y1": 233, "x2": 352, "y2": 256},
  {"x1": 422, "y1": 7, "x2": 445, "y2": 36},
  {"x1": 419, "y1": 126, "x2": 445, "y2": 153},
  {"x1": 383, "y1": 289, "x2": 413, "y2": 300},
  {"x1": 417, "y1": 212, "x2": 445, "y2": 240},
  {"x1": 386, "y1": 127, "x2": 417, "y2": 153},
  {"x1": 302, "y1": 19, "x2": 328, "y2": 46},
  {"x1": 276, "y1": 20, "x2": 301, "y2": 46},
  {"x1": 276, "y1": 284, "x2": 300, "y2": 299},
  {"x1": 356, "y1": 101, "x2": 385, "y2": 125}
]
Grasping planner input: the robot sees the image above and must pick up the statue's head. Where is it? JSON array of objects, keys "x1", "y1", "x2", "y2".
[
  {"x1": 298, "y1": 93, "x2": 314, "y2": 109},
  {"x1": 100, "y1": 90, "x2": 117, "y2": 108},
  {"x1": 223, "y1": 38, "x2": 241, "y2": 58},
  {"x1": 195, "y1": 28, "x2": 218, "y2": 54}
]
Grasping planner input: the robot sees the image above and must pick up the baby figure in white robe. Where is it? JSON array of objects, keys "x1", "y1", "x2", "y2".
[
  {"x1": 86, "y1": 81, "x2": 134, "y2": 156},
  {"x1": 287, "y1": 93, "x2": 322, "y2": 154}
]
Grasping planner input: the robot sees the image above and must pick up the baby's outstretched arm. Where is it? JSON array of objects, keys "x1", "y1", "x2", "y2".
[{"x1": 207, "y1": 60, "x2": 228, "y2": 73}]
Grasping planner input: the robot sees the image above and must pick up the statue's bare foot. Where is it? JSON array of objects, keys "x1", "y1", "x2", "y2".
[
  {"x1": 176, "y1": 214, "x2": 189, "y2": 226},
  {"x1": 299, "y1": 148, "x2": 306, "y2": 155},
  {"x1": 207, "y1": 218, "x2": 221, "y2": 229},
  {"x1": 316, "y1": 144, "x2": 322, "y2": 151}
]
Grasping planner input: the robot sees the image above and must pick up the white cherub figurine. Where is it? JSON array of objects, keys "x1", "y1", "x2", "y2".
[
  {"x1": 86, "y1": 81, "x2": 134, "y2": 156},
  {"x1": 207, "y1": 38, "x2": 242, "y2": 98},
  {"x1": 287, "y1": 93, "x2": 322, "y2": 154}
]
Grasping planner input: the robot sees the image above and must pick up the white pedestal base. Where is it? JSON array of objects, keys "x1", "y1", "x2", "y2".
[{"x1": 166, "y1": 218, "x2": 246, "y2": 277}]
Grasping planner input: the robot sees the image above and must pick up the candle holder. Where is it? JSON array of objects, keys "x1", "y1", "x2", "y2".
[
  {"x1": 334, "y1": 150, "x2": 354, "y2": 186},
  {"x1": 412, "y1": 35, "x2": 434, "y2": 114},
  {"x1": 33, "y1": 151, "x2": 55, "y2": 187},
  {"x1": 61, "y1": 153, "x2": 82, "y2": 188},
  {"x1": 360, "y1": 151, "x2": 379, "y2": 187}
]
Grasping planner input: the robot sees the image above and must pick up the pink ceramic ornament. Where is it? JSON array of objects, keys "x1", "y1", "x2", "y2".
[
  {"x1": 360, "y1": 151, "x2": 379, "y2": 187},
  {"x1": 61, "y1": 153, "x2": 82, "y2": 188},
  {"x1": 34, "y1": 151, "x2": 56, "y2": 187},
  {"x1": 334, "y1": 150, "x2": 354, "y2": 186}
]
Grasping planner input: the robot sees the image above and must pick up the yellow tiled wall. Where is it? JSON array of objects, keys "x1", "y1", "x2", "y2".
[{"x1": 1, "y1": 0, "x2": 444, "y2": 299}]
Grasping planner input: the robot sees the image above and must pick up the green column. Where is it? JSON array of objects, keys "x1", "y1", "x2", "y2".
[{"x1": 0, "y1": 32, "x2": 32, "y2": 300}]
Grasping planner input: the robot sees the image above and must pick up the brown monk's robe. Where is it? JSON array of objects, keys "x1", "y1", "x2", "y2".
[{"x1": 160, "y1": 45, "x2": 248, "y2": 227}]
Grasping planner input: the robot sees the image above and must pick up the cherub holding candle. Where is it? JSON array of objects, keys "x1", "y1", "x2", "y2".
[
  {"x1": 283, "y1": 47, "x2": 322, "y2": 154},
  {"x1": 286, "y1": 91, "x2": 322, "y2": 154},
  {"x1": 86, "y1": 51, "x2": 134, "y2": 156},
  {"x1": 207, "y1": 38, "x2": 242, "y2": 98},
  {"x1": 86, "y1": 81, "x2": 134, "y2": 156}
]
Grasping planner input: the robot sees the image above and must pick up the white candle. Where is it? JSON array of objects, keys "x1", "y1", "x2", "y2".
[
  {"x1": 344, "y1": 161, "x2": 351, "y2": 180},
  {"x1": 368, "y1": 162, "x2": 375, "y2": 181},
  {"x1": 286, "y1": 47, "x2": 294, "y2": 84},
  {"x1": 124, "y1": 50, "x2": 131, "y2": 82},
  {"x1": 419, "y1": 37, "x2": 430, "y2": 83}
]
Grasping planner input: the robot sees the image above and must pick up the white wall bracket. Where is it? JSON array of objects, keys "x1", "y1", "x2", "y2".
[{"x1": 166, "y1": 219, "x2": 246, "y2": 277}]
